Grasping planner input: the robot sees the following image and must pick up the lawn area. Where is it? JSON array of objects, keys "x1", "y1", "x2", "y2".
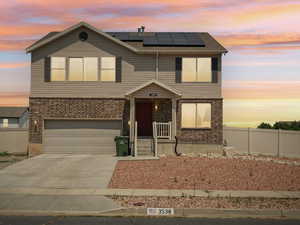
[{"x1": 109, "y1": 156, "x2": 300, "y2": 191}]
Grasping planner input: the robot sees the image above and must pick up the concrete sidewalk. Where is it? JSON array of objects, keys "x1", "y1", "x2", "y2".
[
  {"x1": 0, "y1": 188, "x2": 299, "y2": 199},
  {"x1": 0, "y1": 193, "x2": 121, "y2": 213}
]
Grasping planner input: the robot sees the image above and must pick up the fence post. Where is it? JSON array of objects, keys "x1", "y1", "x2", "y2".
[
  {"x1": 277, "y1": 129, "x2": 280, "y2": 157},
  {"x1": 248, "y1": 127, "x2": 250, "y2": 154}
]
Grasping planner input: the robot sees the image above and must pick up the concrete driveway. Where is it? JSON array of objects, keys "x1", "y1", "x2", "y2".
[{"x1": 0, "y1": 154, "x2": 118, "y2": 189}]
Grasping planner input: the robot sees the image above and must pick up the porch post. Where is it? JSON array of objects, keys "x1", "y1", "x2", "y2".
[
  {"x1": 171, "y1": 98, "x2": 177, "y2": 140},
  {"x1": 129, "y1": 97, "x2": 135, "y2": 149}
]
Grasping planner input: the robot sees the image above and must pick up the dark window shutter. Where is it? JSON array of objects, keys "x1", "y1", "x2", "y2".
[
  {"x1": 175, "y1": 57, "x2": 182, "y2": 83},
  {"x1": 212, "y1": 57, "x2": 218, "y2": 83},
  {"x1": 116, "y1": 57, "x2": 122, "y2": 82},
  {"x1": 44, "y1": 57, "x2": 51, "y2": 82}
]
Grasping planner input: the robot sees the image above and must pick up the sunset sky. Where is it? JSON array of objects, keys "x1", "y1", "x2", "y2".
[{"x1": 0, "y1": 0, "x2": 299, "y2": 127}]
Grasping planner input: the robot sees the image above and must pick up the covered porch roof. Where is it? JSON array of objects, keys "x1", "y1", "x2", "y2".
[{"x1": 125, "y1": 80, "x2": 182, "y2": 98}]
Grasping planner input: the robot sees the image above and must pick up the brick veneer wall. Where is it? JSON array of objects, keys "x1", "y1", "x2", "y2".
[
  {"x1": 29, "y1": 98, "x2": 125, "y2": 144},
  {"x1": 152, "y1": 99, "x2": 172, "y2": 123},
  {"x1": 176, "y1": 99, "x2": 223, "y2": 144}
]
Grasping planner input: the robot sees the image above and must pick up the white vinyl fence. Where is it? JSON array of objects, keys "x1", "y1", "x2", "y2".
[
  {"x1": 223, "y1": 127, "x2": 300, "y2": 158},
  {"x1": 0, "y1": 128, "x2": 28, "y2": 154}
]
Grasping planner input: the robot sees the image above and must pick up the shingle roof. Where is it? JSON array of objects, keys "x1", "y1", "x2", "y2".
[
  {"x1": 26, "y1": 22, "x2": 227, "y2": 53},
  {"x1": 0, "y1": 107, "x2": 28, "y2": 118}
]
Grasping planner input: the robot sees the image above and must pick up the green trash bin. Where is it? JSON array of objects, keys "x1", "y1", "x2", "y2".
[{"x1": 114, "y1": 136, "x2": 129, "y2": 156}]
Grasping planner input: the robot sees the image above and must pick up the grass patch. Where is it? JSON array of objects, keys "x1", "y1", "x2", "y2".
[{"x1": 0, "y1": 152, "x2": 10, "y2": 157}]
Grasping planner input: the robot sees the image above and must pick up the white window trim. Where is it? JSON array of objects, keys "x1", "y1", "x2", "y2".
[
  {"x1": 100, "y1": 57, "x2": 116, "y2": 82},
  {"x1": 68, "y1": 57, "x2": 99, "y2": 81},
  {"x1": 182, "y1": 57, "x2": 212, "y2": 83},
  {"x1": 50, "y1": 56, "x2": 118, "y2": 82},
  {"x1": 181, "y1": 103, "x2": 212, "y2": 129},
  {"x1": 50, "y1": 57, "x2": 66, "y2": 81}
]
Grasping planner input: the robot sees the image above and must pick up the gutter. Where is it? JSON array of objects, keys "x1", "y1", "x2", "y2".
[{"x1": 155, "y1": 52, "x2": 159, "y2": 80}]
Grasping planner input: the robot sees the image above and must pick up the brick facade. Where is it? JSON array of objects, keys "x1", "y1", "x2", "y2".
[
  {"x1": 152, "y1": 99, "x2": 172, "y2": 123},
  {"x1": 29, "y1": 98, "x2": 125, "y2": 144},
  {"x1": 29, "y1": 97, "x2": 222, "y2": 146},
  {"x1": 176, "y1": 99, "x2": 223, "y2": 144}
]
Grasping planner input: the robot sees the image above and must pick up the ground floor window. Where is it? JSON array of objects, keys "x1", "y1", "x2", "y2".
[{"x1": 181, "y1": 103, "x2": 211, "y2": 128}]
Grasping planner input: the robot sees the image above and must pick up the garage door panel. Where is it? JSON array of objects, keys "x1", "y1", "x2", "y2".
[
  {"x1": 43, "y1": 120, "x2": 121, "y2": 154},
  {"x1": 44, "y1": 138, "x2": 115, "y2": 146},
  {"x1": 44, "y1": 129, "x2": 120, "y2": 137}
]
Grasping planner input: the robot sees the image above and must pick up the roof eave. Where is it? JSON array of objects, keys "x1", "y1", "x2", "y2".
[{"x1": 26, "y1": 22, "x2": 138, "y2": 53}]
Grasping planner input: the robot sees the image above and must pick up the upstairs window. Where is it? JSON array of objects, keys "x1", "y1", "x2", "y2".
[
  {"x1": 101, "y1": 57, "x2": 116, "y2": 81},
  {"x1": 51, "y1": 57, "x2": 66, "y2": 81},
  {"x1": 69, "y1": 57, "x2": 98, "y2": 81},
  {"x1": 181, "y1": 103, "x2": 211, "y2": 128},
  {"x1": 182, "y1": 57, "x2": 212, "y2": 82}
]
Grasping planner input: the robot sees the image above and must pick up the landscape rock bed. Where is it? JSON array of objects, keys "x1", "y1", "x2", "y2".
[
  {"x1": 110, "y1": 196, "x2": 300, "y2": 210},
  {"x1": 109, "y1": 156, "x2": 300, "y2": 191}
]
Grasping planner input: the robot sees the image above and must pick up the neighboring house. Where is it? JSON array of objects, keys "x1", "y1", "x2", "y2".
[
  {"x1": 0, "y1": 107, "x2": 29, "y2": 128},
  {"x1": 26, "y1": 21, "x2": 227, "y2": 156}
]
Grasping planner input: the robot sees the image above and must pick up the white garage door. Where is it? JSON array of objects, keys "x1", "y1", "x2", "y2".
[{"x1": 43, "y1": 120, "x2": 122, "y2": 154}]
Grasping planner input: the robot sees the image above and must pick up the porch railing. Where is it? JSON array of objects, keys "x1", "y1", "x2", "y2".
[
  {"x1": 152, "y1": 122, "x2": 158, "y2": 157},
  {"x1": 154, "y1": 122, "x2": 172, "y2": 140},
  {"x1": 134, "y1": 121, "x2": 138, "y2": 157}
]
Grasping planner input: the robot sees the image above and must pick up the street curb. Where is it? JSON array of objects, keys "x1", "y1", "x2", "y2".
[
  {"x1": 0, "y1": 208, "x2": 299, "y2": 219},
  {"x1": 0, "y1": 188, "x2": 299, "y2": 199}
]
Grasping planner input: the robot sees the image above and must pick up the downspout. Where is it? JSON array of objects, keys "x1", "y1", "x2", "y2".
[{"x1": 155, "y1": 51, "x2": 159, "y2": 80}]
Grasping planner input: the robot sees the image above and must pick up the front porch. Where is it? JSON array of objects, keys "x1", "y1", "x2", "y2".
[{"x1": 125, "y1": 80, "x2": 181, "y2": 157}]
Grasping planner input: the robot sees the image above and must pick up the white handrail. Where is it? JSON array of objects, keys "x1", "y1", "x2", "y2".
[
  {"x1": 153, "y1": 122, "x2": 158, "y2": 157},
  {"x1": 134, "y1": 121, "x2": 138, "y2": 157},
  {"x1": 155, "y1": 122, "x2": 171, "y2": 139}
]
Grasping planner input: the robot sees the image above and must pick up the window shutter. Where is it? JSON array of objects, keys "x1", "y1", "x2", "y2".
[
  {"x1": 175, "y1": 57, "x2": 182, "y2": 83},
  {"x1": 212, "y1": 57, "x2": 218, "y2": 83},
  {"x1": 116, "y1": 57, "x2": 122, "y2": 82},
  {"x1": 44, "y1": 57, "x2": 51, "y2": 82}
]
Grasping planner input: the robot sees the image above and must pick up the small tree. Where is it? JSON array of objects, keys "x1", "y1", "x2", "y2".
[
  {"x1": 273, "y1": 121, "x2": 300, "y2": 131},
  {"x1": 257, "y1": 122, "x2": 273, "y2": 129}
]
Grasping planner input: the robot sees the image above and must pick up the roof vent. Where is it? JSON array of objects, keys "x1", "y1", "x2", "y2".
[{"x1": 138, "y1": 26, "x2": 145, "y2": 33}]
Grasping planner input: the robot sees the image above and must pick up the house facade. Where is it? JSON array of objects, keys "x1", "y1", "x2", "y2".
[
  {"x1": 26, "y1": 22, "x2": 227, "y2": 156},
  {"x1": 0, "y1": 107, "x2": 29, "y2": 128}
]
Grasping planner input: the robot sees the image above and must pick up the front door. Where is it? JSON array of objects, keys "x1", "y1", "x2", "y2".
[{"x1": 135, "y1": 102, "x2": 153, "y2": 136}]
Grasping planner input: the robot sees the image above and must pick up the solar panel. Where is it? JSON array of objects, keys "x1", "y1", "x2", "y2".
[{"x1": 107, "y1": 32, "x2": 205, "y2": 47}]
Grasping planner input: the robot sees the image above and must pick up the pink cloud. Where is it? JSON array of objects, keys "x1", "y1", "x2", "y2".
[
  {"x1": 0, "y1": 62, "x2": 29, "y2": 69},
  {"x1": 223, "y1": 81, "x2": 300, "y2": 99}
]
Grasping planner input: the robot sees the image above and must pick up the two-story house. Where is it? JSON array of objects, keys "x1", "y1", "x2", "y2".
[{"x1": 26, "y1": 22, "x2": 227, "y2": 156}]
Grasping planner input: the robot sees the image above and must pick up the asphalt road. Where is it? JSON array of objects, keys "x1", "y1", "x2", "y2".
[{"x1": 0, "y1": 216, "x2": 299, "y2": 225}]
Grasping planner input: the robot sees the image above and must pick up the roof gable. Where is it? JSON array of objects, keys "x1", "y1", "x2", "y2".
[
  {"x1": 125, "y1": 80, "x2": 182, "y2": 97},
  {"x1": 0, "y1": 107, "x2": 28, "y2": 118},
  {"x1": 26, "y1": 22, "x2": 138, "y2": 53}
]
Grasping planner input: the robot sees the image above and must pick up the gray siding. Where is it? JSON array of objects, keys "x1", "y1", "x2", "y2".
[{"x1": 31, "y1": 27, "x2": 222, "y2": 99}]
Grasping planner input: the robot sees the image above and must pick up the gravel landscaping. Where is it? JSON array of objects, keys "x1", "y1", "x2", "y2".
[
  {"x1": 109, "y1": 156, "x2": 300, "y2": 191},
  {"x1": 110, "y1": 196, "x2": 300, "y2": 210}
]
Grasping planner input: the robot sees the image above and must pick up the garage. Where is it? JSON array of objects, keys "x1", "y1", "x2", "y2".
[{"x1": 43, "y1": 120, "x2": 122, "y2": 154}]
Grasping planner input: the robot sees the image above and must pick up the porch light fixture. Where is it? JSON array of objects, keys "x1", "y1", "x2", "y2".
[
  {"x1": 33, "y1": 120, "x2": 38, "y2": 132},
  {"x1": 154, "y1": 103, "x2": 159, "y2": 111}
]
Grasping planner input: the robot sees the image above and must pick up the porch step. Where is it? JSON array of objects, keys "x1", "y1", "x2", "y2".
[{"x1": 136, "y1": 138, "x2": 153, "y2": 156}]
